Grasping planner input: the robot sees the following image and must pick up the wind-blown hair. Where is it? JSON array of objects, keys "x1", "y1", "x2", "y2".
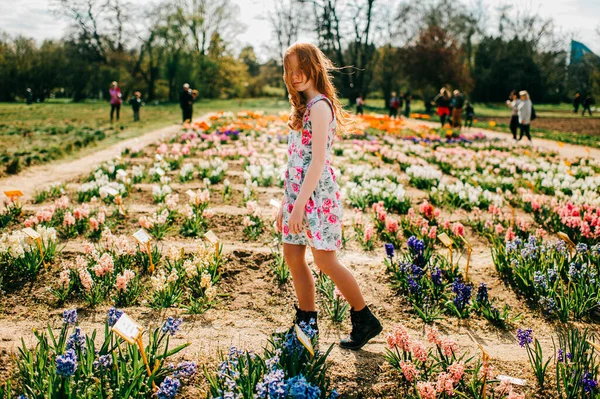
[{"x1": 283, "y1": 42, "x2": 350, "y2": 133}]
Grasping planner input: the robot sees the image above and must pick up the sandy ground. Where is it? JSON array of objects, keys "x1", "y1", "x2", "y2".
[{"x1": 2, "y1": 114, "x2": 599, "y2": 397}]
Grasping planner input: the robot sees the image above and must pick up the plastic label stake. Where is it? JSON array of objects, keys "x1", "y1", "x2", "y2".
[
  {"x1": 459, "y1": 235, "x2": 472, "y2": 281},
  {"x1": 133, "y1": 229, "x2": 154, "y2": 273},
  {"x1": 437, "y1": 233, "x2": 454, "y2": 265},
  {"x1": 294, "y1": 324, "x2": 315, "y2": 357},
  {"x1": 23, "y1": 228, "x2": 46, "y2": 268},
  {"x1": 204, "y1": 230, "x2": 221, "y2": 260}
]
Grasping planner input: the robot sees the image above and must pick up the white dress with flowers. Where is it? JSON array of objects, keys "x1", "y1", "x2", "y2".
[{"x1": 282, "y1": 94, "x2": 342, "y2": 251}]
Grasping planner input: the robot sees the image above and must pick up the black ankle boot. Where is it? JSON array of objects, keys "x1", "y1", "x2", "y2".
[
  {"x1": 292, "y1": 305, "x2": 319, "y2": 336},
  {"x1": 339, "y1": 305, "x2": 382, "y2": 350}
]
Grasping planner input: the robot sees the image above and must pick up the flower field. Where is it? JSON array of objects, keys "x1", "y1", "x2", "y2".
[{"x1": 1, "y1": 110, "x2": 600, "y2": 398}]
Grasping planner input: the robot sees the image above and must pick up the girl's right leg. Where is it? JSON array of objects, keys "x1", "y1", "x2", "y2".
[{"x1": 283, "y1": 243, "x2": 315, "y2": 311}]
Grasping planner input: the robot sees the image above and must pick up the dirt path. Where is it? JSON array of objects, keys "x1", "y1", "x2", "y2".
[
  {"x1": 0, "y1": 114, "x2": 211, "y2": 199},
  {"x1": 404, "y1": 118, "x2": 600, "y2": 159}
]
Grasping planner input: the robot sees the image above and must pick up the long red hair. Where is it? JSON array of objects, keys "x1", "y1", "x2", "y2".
[{"x1": 283, "y1": 42, "x2": 350, "y2": 133}]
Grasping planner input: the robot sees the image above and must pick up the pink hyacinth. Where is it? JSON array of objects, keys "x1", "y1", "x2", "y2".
[
  {"x1": 386, "y1": 323, "x2": 411, "y2": 352},
  {"x1": 507, "y1": 392, "x2": 525, "y2": 399},
  {"x1": 386, "y1": 218, "x2": 399, "y2": 233},
  {"x1": 364, "y1": 225, "x2": 374, "y2": 242},
  {"x1": 425, "y1": 325, "x2": 441, "y2": 346},
  {"x1": 89, "y1": 217, "x2": 99, "y2": 231},
  {"x1": 420, "y1": 201, "x2": 434, "y2": 219},
  {"x1": 428, "y1": 226, "x2": 438, "y2": 239},
  {"x1": 443, "y1": 220, "x2": 451, "y2": 230},
  {"x1": 83, "y1": 242, "x2": 95, "y2": 255},
  {"x1": 411, "y1": 340, "x2": 428, "y2": 363},
  {"x1": 505, "y1": 227, "x2": 516, "y2": 242},
  {"x1": 435, "y1": 372, "x2": 454, "y2": 395},
  {"x1": 451, "y1": 222, "x2": 465, "y2": 237},
  {"x1": 495, "y1": 380, "x2": 512, "y2": 396},
  {"x1": 440, "y1": 337, "x2": 458, "y2": 357},
  {"x1": 79, "y1": 269, "x2": 93, "y2": 292},
  {"x1": 399, "y1": 361, "x2": 420, "y2": 382},
  {"x1": 24, "y1": 217, "x2": 37, "y2": 227},
  {"x1": 115, "y1": 269, "x2": 135, "y2": 291},
  {"x1": 55, "y1": 196, "x2": 70, "y2": 209},
  {"x1": 139, "y1": 216, "x2": 153, "y2": 229},
  {"x1": 495, "y1": 223, "x2": 505, "y2": 235},
  {"x1": 59, "y1": 268, "x2": 70, "y2": 289},
  {"x1": 447, "y1": 361, "x2": 465, "y2": 383},
  {"x1": 98, "y1": 212, "x2": 105, "y2": 224},
  {"x1": 63, "y1": 212, "x2": 75, "y2": 227},
  {"x1": 416, "y1": 382, "x2": 436, "y2": 399},
  {"x1": 156, "y1": 143, "x2": 168, "y2": 154}
]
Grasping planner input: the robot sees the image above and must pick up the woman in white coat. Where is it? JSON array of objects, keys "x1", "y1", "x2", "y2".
[{"x1": 517, "y1": 90, "x2": 533, "y2": 142}]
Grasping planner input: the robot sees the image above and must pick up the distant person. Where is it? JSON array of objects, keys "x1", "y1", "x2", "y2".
[
  {"x1": 403, "y1": 93, "x2": 412, "y2": 117},
  {"x1": 464, "y1": 101, "x2": 474, "y2": 129},
  {"x1": 451, "y1": 90, "x2": 465, "y2": 128},
  {"x1": 389, "y1": 91, "x2": 401, "y2": 119},
  {"x1": 573, "y1": 92, "x2": 582, "y2": 114},
  {"x1": 432, "y1": 88, "x2": 451, "y2": 127},
  {"x1": 129, "y1": 91, "x2": 143, "y2": 122},
  {"x1": 25, "y1": 88, "x2": 33, "y2": 105},
  {"x1": 109, "y1": 81, "x2": 122, "y2": 123},
  {"x1": 506, "y1": 90, "x2": 521, "y2": 140},
  {"x1": 425, "y1": 98, "x2": 434, "y2": 115},
  {"x1": 517, "y1": 90, "x2": 533, "y2": 142},
  {"x1": 356, "y1": 94, "x2": 365, "y2": 115},
  {"x1": 180, "y1": 83, "x2": 194, "y2": 123},
  {"x1": 582, "y1": 95, "x2": 593, "y2": 116}
]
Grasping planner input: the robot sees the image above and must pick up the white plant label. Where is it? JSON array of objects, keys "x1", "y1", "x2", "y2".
[
  {"x1": 104, "y1": 187, "x2": 119, "y2": 197},
  {"x1": 497, "y1": 375, "x2": 526, "y2": 386},
  {"x1": 23, "y1": 228, "x2": 41, "y2": 240},
  {"x1": 133, "y1": 229, "x2": 151, "y2": 244},
  {"x1": 112, "y1": 313, "x2": 143, "y2": 344},
  {"x1": 204, "y1": 230, "x2": 219, "y2": 245}
]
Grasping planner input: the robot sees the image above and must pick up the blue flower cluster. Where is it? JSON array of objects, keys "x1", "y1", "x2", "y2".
[
  {"x1": 286, "y1": 375, "x2": 321, "y2": 399},
  {"x1": 385, "y1": 243, "x2": 395, "y2": 259},
  {"x1": 407, "y1": 276, "x2": 421, "y2": 296},
  {"x1": 407, "y1": 236, "x2": 425, "y2": 267},
  {"x1": 431, "y1": 267, "x2": 442, "y2": 287},
  {"x1": 255, "y1": 369, "x2": 286, "y2": 398},
  {"x1": 93, "y1": 354, "x2": 113, "y2": 371},
  {"x1": 451, "y1": 278, "x2": 472, "y2": 311},
  {"x1": 67, "y1": 327, "x2": 87, "y2": 355},
  {"x1": 517, "y1": 328, "x2": 533, "y2": 347},
  {"x1": 63, "y1": 309, "x2": 77, "y2": 325},
  {"x1": 582, "y1": 372, "x2": 598, "y2": 393},
  {"x1": 55, "y1": 349, "x2": 78, "y2": 377},
  {"x1": 255, "y1": 372, "x2": 322, "y2": 399},
  {"x1": 162, "y1": 317, "x2": 183, "y2": 336},
  {"x1": 157, "y1": 376, "x2": 181, "y2": 399},
  {"x1": 107, "y1": 307, "x2": 124, "y2": 327},
  {"x1": 174, "y1": 361, "x2": 198, "y2": 380},
  {"x1": 476, "y1": 283, "x2": 489, "y2": 304}
]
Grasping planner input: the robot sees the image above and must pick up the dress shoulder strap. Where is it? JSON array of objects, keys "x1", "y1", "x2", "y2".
[{"x1": 307, "y1": 94, "x2": 335, "y2": 122}]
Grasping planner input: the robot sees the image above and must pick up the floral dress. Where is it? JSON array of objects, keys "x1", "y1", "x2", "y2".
[{"x1": 282, "y1": 94, "x2": 342, "y2": 251}]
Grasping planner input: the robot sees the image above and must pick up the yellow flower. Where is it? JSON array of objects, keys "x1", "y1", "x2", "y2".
[{"x1": 488, "y1": 121, "x2": 497, "y2": 127}]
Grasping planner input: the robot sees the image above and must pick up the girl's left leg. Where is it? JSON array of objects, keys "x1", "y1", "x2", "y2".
[{"x1": 311, "y1": 248, "x2": 382, "y2": 350}]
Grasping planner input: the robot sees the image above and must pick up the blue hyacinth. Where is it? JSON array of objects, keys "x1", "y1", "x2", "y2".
[
  {"x1": 157, "y1": 376, "x2": 181, "y2": 399},
  {"x1": 384, "y1": 243, "x2": 395, "y2": 259},
  {"x1": 174, "y1": 361, "x2": 198, "y2": 379},
  {"x1": 407, "y1": 276, "x2": 422, "y2": 296},
  {"x1": 517, "y1": 328, "x2": 533, "y2": 347},
  {"x1": 431, "y1": 267, "x2": 442, "y2": 286},
  {"x1": 93, "y1": 354, "x2": 113, "y2": 371},
  {"x1": 107, "y1": 307, "x2": 123, "y2": 327},
  {"x1": 55, "y1": 349, "x2": 78, "y2": 377},
  {"x1": 476, "y1": 283, "x2": 489, "y2": 304},
  {"x1": 66, "y1": 327, "x2": 87, "y2": 355},
  {"x1": 285, "y1": 375, "x2": 321, "y2": 399},
  {"x1": 582, "y1": 372, "x2": 598, "y2": 393},
  {"x1": 451, "y1": 278, "x2": 472, "y2": 311},
  {"x1": 63, "y1": 309, "x2": 77, "y2": 325},
  {"x1": 557, "y1": 348, "x2": 564, "y2": 362},
  {"x1": 577, "y1": 243, "x2": 588, "y2": 253},
  {"x1": 255, "y1": 369, "x2": 286, "y2": 399},
  {"x1": 162, "y1": 317, "x2": 183, "y2": 336}
]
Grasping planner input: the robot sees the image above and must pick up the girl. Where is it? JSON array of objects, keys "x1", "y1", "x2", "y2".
[{"x1": 276, "y1": 42, "x2": 382, "y2": 350}]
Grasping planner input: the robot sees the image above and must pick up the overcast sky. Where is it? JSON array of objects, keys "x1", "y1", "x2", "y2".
[{"x1": 1, "y1": 0, "x2": 599, "y2": 59}]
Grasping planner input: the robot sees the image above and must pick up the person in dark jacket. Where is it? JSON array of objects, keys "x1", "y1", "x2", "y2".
[
  {"x1": 464, "y1": 101, "x2": 474, "y2": 129},
  {"x1": 506, "y1": 90, "x2": 521, "y2": 140},
  {"x1": 180, "y1": 83, "x2": 194, "y2": 123},
  {"x1": 356, "y1": 94, "x2": 365, "y2": 115},
  {"x1": 582, "y1": 95, "x2": 593, "y2": 116},
  {"x1": 403, "y1": 93, "x2": 412, "y2": 118},
  {"x1": 573, "y1": 92, "x2": 582, "y2": 114},
  {"x1": 26, "y1": 88, "x2": 33, "y2": 105},
  {"x1": 451, "y1": 90, "x2": 465, "y2": 128},
  {"x1": 129, "y1": 91, "x2": 143, "y2": 121}
]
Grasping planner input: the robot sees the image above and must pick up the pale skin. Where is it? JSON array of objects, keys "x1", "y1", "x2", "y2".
[{"x1": 275, "y1": 53, "x2": 366, "y2": 313}]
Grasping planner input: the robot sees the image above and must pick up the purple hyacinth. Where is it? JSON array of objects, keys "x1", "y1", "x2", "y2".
[
  {"x1": 476, "y1": 283, "x2": 489, "y2": 304},
  {"x1": 286, "y1": 374, "x2": 321, "y2": 399},
  {"x1": 407, "y1": 236, "x2": 426, "y2": 266},
  {"x1": 385, "y1": 243, "x2": 395, "y2": 259},
  {"x1": 582, "y1": 372, "x2": 598, "y2": 393},
  {"x1": 66, "y1": 327, "x2": 87, "y2": 355},
  {"x1": 452, "y1": 278, "x2": 472, "y2": 311},
  {"x1": 557, "y1": 348, "x2": 564, "y2": 362},
  {"x1": 431, "y1": 267, "x2": 442, "y2": 286},
  {"x1": 55, "y1": 349, "x2": 78, "y2": 377},
  {"x1": 517, "y1": 328, "x2": 533, "y2": 347},
  {"x1": 107, "y1": 308, "x2": 123, "y2": 327},
  {"x1": 173, "y1": 361, "x2": 197, "y2": 380},
  {"x1": 162, "y1": 317, "x2": 183, "y2": 336},
  {"x1": 255, "y1": 369, "x2": 286, "y2": 399},
  {"x1": 157, "y1": 376, "x2": 181, "y2": 399},
  {"x1": 407, "y1": 276, "x2": 422, "y2": 296},
  {"x1": 63, "y1": 309, "x2": 77, "y2": 325},
  {"x1": 93, "y1": 354, "x2": 113, "y2": 371}
]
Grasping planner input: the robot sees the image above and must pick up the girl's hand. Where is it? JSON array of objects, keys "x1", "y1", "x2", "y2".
[
  {"x1": 275, "y1": 206, "x2": 284, "y2": 233},
  {"x1": 288, "y1": 203, "x2": 305, "y2": 235}
]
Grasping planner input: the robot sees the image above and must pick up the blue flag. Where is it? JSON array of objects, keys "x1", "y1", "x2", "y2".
[{"x1": 570, "y1": 40, "x2": 598, "y2": 64}]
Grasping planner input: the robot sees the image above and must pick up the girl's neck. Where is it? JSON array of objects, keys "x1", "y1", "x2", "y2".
[{"x1": 303, "y1": 87, "x2": 321, "y2": 103}]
